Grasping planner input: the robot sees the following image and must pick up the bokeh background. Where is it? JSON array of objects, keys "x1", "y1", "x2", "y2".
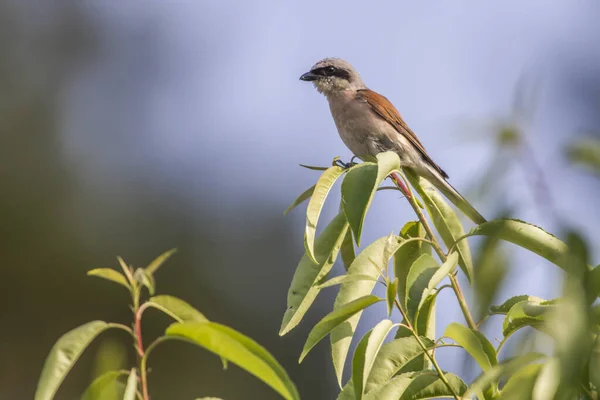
[{"x1": 2, "y1": 1, "x2": 600, "y2": 399}]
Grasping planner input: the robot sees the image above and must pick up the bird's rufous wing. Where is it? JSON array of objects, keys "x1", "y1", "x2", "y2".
[{"x1": 357, "y1": 89, "x2": 448, "y2": 179}]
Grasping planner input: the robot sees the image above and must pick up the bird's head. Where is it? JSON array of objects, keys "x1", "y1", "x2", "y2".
[{"x1": 300, "y1": 58, "x2": 365, "y2": 96}]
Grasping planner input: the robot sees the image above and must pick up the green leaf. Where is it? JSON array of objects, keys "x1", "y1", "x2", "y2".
[
  {"x1": 418, "y1": 251, "x2": 458, "y2": 311},
  {"x1": 405, "y1": 171, "x2": 474, "y2": 282},
  {"x1": 81, "y1": 370, "x2": 127, "y2": 400},
  {"x1": 134, "y1": 268, "x2": 156, "y2": 295},
  {"x1": 35, "y1": 321, "x2": 113, "y2": 400},
  {"x1": 300, "y1": 295, "x2": 383, "y2": 362},
  {"x1": 566, "y1": 136, "x2": 600, "y2": 176},
  {"x1": 116, "y1": 257, "x2": 134, "y2": 285},
  {"x1": 304, "y1": 165, "x2": 346, "y2": 263},
  {"x1": 284, "y1": 184, "x2": 315, "y2": 215},
  {"x1": 444, "y1": 322, "x2": 497, "y2": 372},
  {"x1": 503, "y1": 299, "x2": 555, "y2": 337},
  {"x1": 147, "y1": 295, "x2": 208, "y2": 323},
  {"x1": 331, "y1": 235, "x2": 404, "y2": 386},
  {"x1": 352, "y1": 319, "x2": 396, "y2": 400},
  {"x1": 464, "y1": 352, "x2": 546, "y2": 398},
  {"x1": 340, "y1": 228, "x2": 356, "y2": 271},
  {"x1": 87, "y1": 269, "x2": 131, "y2": 291},
  {"x1": 364, "y1": 371, "x2": 467, "y2": 400},
  {"x1": 468, "y1": 219, "x2": 580, "y2": 273},
  {"x1": 473, "y1": 235, "x2": 508, "y2": 320},
  {"x1": 365, "y1": 336, "x2": 435, "y2": 393},
  {"x1": 316, "y1": 274, "x2": 380, "y2": 289},
  {"x1": 498, "y1": 363, "x2": 544, "y2": 400},
  {"x1": 414, "y1": 293, "x2": 437, "y2": 343},
  {"x1": 299, "y1": 163, "x2": 329, "y2": 171},
  {"x1": 341, "y1": 152, "x2": 401, "y2": 246},
  {"x1": 280, "y1": 212, "x2": 349, "y2": 335},
  {"x1": 122, "y1": 369, "x2": 137, "y2": 400},
  {"x1": 590, "y1": 335, "x2": 600, "y2": 392},
  {"x1": 394, "y1": 222, "x2": 431, "y2": 308},
  {"x1": 145, "y1": 248, "x2": 177, "y2": 275},
  {"x1": 490, "y1": 295, "x2": 545, "y2": 315},
  {"x1": 405, "y1": 254, "x2": 439, "y2": 322},
  {"x1": 167, "y1": 321, "x2": 300, "y2": 400},
  {"x1": 386, "y1": 278, "x2": 398, "y2": 317}
]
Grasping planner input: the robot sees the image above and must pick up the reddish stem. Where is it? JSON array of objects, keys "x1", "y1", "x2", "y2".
[{"x1": 390, "y1": 172, "x2": 412, "y2": 199}]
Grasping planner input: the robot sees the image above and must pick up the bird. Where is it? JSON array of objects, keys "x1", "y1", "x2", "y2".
[{"x1": 299, "y1": 57, "x2": 486, "y2": 224}]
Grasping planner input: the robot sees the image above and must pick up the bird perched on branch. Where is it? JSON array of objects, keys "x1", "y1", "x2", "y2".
[{"x1": 300, "y1": 57, "x2": 486, "y2": 224}]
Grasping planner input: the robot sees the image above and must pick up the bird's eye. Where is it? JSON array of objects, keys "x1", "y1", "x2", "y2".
[{"x1": 326, "y1": 66, "x2": 336, "y2": 74}]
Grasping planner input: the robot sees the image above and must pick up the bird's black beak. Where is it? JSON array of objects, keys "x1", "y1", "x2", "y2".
[{"x1": 300, "y1": 71, "x2": 318, "y2": 81}]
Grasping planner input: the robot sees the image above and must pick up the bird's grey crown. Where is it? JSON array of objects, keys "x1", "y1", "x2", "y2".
[{"x1": 308, "y1": 57, "x2": 366, "y2": 90}]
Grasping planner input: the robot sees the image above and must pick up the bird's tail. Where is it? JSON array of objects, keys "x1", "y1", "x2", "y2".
[{"x1": 424, "y1": 166, "x2": 486, "y2": 225}]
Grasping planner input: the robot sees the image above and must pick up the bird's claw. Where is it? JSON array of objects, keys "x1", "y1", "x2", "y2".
[{"x1": 333, "y1": 156, "x2": 359, "y2": 169}]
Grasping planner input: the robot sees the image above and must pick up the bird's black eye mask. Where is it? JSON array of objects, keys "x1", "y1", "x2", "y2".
[{"x1": 311, "y1": 66, "x2": 351, "y2": 82}]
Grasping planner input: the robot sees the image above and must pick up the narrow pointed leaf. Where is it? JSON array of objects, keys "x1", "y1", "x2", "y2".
[
  {"x1": 364, "y1": 371, "x2": 467, "y2": 400},
  {"x1": 394, "y1": 221, "x2": 431, "y2": 307},
  {"x1": 304, "y1": 165, "x2": 346, "y2": 262},
  {"x1": 299, "y1": 163, "x2": 329, "y2": 171},
  {"x1": 284, "y1": 185, "x2": 315, "y2": 215},
  {"x1": 340, "y1": 229, "x2": 356, "y2": 271},
  {"x1": 317, "y1": 274, "x2": 380, "y2": 289},
  {"x1": 280, "y1": 212, "x2": 349, "y2": 335},
  {"x1": 301, "y1": 295, "x2": 383, "y2": 362},
  {"x1": 331, "y1": 235, "x2": 404, "y2": 386},
  {"x1": 148, "y1": 295, "x2": 208, "y2": 323},
  {"x1": 386, "y1": 278, "x2": 398, "y2": 317},
  {"x1": 87, "y1": 269, "x2": 131, "y2": 291},
  {"x1": 418, "y1": 251, "x2": 458, "y2": 310},
  {"x1": 122, "y1": 369, "x2": 137, "y2": 400},
  {"x1": 35, "y1": 321, "x2": 113, "y2": 400},
  {"x1": 341, "y1": 152, "x2": 401, "y2": 246},
  {"x1": 352, "y1": 319, "x2": 395, "y2": 399},
  {"x1": 117, "y1": 257, "x2": 134, "y2": 285},
  {"x1": 490, "y1": 295, "x2": 544, "y2": 315},
  {"x1": 145, "y1": 248, "x2": 177, "y2": 275},
  {"x1": 167, "y1": 322, "x2": 300, "y2": 400},
  {"x1": 405, "y1": 254, "x2": 439, "y2": 322},
  {"x1": 444, "y1": 322, "x2": 497, "y2": 372},
  {"x1": 405, "y1": 171, "x2": 474, "y2": 282},
  {"x1": 134, "y1": 268, "x2": 155, "y2": 295},
  {"x1": 81, "y1": 370, "x2": 127, "y2": 400},
  {"x1": 414, "y1": 293, "x2": 437, "y2": 343}
]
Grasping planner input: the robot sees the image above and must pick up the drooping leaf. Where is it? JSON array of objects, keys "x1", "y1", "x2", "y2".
[
  {"x1": 145, "y1": 248, "x2": 177, "y2": 275},
  {"x1": 405, "y1": 254, "x2": 439, "y2": 322},
  {"x1": 134, "y1": 268, "x2": 156, "y2": 295},
  {"x1": 341, "y1": 152, "x2": 401, "y2": 245},
  {"x1": 468, "y1": 219, "x2": 584, "y2": 273},
  {"x1": 284, "y1": 185, "x2": 316, "y2": 215},
  {"x1": 280, "y1": 212, "x2": 349, "y2": 335},
  {"x1": 340, "y1": 229, "x2": 356, "y2": 271},
  {"x1": 418, "y1": 251, "x2": 458, "y2": 311},
  {"x1": 167, "y1": 322, "x2": 300, "y2": 400},
  {"x1": 386, "y1": 278, "x2": 398, "y2": 317},
  {"x1": 35, "y1": 321, "x2": 114, "y2": 400},
  {"x1": 365, "y1": 336, "x2": 435, "y2": 393},
  {"x1": 317, "y1": 274, "x2": 380, "y2": 289},
  {"x1": 147, "y1": 295, "x2": 208, "y2": 323},
  {"x1": 490, "y1": 295, "x2": 545, "y2": 315},
  {"x1": 81, "y1": 370, "x2": 127, "y2": 400},
  {"x1": 122, "y1": 369, "x2": 137, "y2": 400},
  {"x1": 405, "y1": 171, "x2": 474, "y2": 282},
  {"x1": 503, "y1": 299, "x2": 555, "y2": 337},
  {"x1": 464, "y1": 353, "x2": 546, "y2": 399},
  {"x1": 444, "y1": 323, "x2": 497, "y2": 372},
  {"x1": 352, "y1": 320, "x2": 396, "y2": 400},
  {"x1": 300, "y1": 295, "x2": 383, "y2": 362},
  {"x1": 331, "y1": 235, "x2": 404, "y2": 386},
  {"x1": 363, "y1": 371, "x2": 467, "y2": 400},
  {"x1": 87, "y1": 269, "x2": 131, "y2": 291},
  {"x1": 304, "y1": 165, "x2": 346, "y2": 262},
  {"x1": 394, "y1": 221, "x2": 431, "y2": 308}
]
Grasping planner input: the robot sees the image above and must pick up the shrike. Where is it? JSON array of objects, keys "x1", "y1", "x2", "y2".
[{"x1": 300, "y1": 57, "x2": 486, "y2": 224}]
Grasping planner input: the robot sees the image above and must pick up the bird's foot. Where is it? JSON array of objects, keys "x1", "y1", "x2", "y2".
[{"x1": 332, "y1": 156, "x2": 359, "y2": 169}]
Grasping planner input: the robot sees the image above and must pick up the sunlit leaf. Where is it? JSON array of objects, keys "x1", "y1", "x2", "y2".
[
  {"x1": 414, "y1": 293, "x2": 437, "y2": 345},
  {"x1": 352, "y1": 319, "x2": 396, "y2": 399},
  {"x1": 301, "y1": 295, "x2": 383, "y2": 363},
  {"x1": 531, "y1": 358, "x2": 561, "y2": 400},
  {"x1": 503, "y1": 299, "x2": 555, "y2": 337},
  {"x1": 87, "y1": 269, "x2": 131, "y2": 291},
  {"x1": 317, "y1": 274, "x2": 380, "y2": 289},
  {"x1": 405, "y1": 171, "x2": 474, "y2": 282},
  {"x1": 81, "y1": 370, "x2": 127, "y2": 400},
  {"x1": 134, "y1": 268, "x2": 155, "y2": 295},
  {"x1": 363, "y1": 371, "x2": 466, "y2": 400},
  {"x1": 331, "y1": 235, "x2": 404, "y2": 386},
  {"x1": 304, "y1": 165, "x2": 346, "y2": 263},
  {"x1": 342, "y1": 152, "x2": 401, "y2": 246},
  {"x1": 280, "y1": 212, "x2": 349, "y2": 335},
  {"x1": 394, "y1": 221, "x2": 431, "y2": 308},
  {"x1": 122, "y1": 369, "x2": 137, "y2": 400},
  {"x1": 490, "y1": 295, "x2": 545, "y2": 315},
  {"x1": 386, "y1": 278, "x2": 398, "y2": 317},
  {"x1": 444, "y1": 323, "x2": 497, "y2": 372},
  {"x1": 35, "y1": 321, "x2": 114, "y2": 400},
  {"x1": 340, "y1": 229, "x2": 356, "y2": 271},
  {"x1": 145, "y1": 248, "x2": 177, "y2": 275},
  {"x1": 167, "y1": 322, "x2": 300, "y2": 400},
  {"x1": 148, "y1": 295, "x2": 208, "y2": 323},
  {"x1": 284, "y1": 185, "x2": 315, "y2": 215},
  {"x1": 405, "y1": 254, "x2": 439, "y2": 322},
  {"x1": 499, "y1": 362, "x2": 544, "y2": 400}
]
